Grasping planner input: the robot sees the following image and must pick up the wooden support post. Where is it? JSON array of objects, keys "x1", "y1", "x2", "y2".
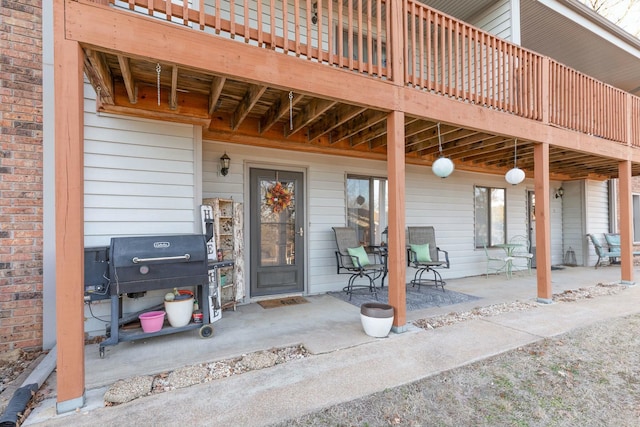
[
  {"x1": 534, "y1": 143, "x2": 552, "y2": 302},
  {"x1": 618, "y1": 160, "x2": 635, "y2": 285},
  {"x1": 387, "y1": 110, "x2": 406, "y2": 331},
  {"x1": 54, "y1": 0, "x2": 86, "y2": 413}
]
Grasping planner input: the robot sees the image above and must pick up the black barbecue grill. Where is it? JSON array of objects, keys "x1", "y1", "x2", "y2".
[
  {"x1": 109, "y1": 234, "x2": 209, "y2": 295},
  {"x1": 99, "y1": 234, "x2": 214, "y2": 357}
]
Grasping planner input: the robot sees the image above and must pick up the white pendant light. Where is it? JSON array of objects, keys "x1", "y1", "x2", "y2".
[
  {"x1": 432, "y1": 123, "x2": 454, "y2": 178},
  {"x1": 505, "y1": 138, "x2": 525, "y2": 185}
]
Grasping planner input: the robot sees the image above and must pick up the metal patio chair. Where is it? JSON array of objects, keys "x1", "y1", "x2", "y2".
[
  {"x1": 509, "y1": 235, "x2": 534, "y2": 274},
  {"x1": 483, "y1": 243, "x2": 513, "y2": 278},
  {"x1": 407, "y1": 226, "x2": 450, "y2": 291},
  {"x1": 332, "y1": 227, "x2": 384, "y2": 300}
]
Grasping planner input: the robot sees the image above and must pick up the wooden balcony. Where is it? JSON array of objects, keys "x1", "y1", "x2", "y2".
[{"x1": 72, "y1": 0, "x2": 640, "y2": 178}]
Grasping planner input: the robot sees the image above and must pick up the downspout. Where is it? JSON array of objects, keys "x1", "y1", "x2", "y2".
[{"x1": 0, "y1": 347, "x2": 57, "y2": 427}]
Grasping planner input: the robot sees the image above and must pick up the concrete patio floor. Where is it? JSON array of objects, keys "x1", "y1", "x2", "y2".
[{"x1": 25, "y1": 264, "x2": 635, "y2": 425}]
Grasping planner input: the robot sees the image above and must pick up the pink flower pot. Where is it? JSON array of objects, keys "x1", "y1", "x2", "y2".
[{"x1": 139, "y1": 311, "x2": 165, "y2": 333}]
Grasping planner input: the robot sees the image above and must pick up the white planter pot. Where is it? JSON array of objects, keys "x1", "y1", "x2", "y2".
[
  {"x1": 164, "y1": 296, "x2": 194, "y2": 328},
  {"x1": 360, "y1": 303, "x2": 394, "y2": 338}
]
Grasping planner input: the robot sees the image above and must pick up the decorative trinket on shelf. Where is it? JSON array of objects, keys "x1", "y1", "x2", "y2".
[{"x1": 265, "y1": 181, "x2": 292, "y2": 213}]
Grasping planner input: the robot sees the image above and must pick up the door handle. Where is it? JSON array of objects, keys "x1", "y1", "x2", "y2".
[{"x1": 296, "y1": 227, "x2": 304, "y2": 237}]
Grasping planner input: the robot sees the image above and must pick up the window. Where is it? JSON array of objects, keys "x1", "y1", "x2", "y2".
[
  {"x1": 633, "y1": 194, "x2": 640, "y2": 243},
  {"x1": 475, "y1": 186, "x2": 506, "y2": 248},
  {"x1": 346, "y1": 175, "x2": 388, "y2": 246}
]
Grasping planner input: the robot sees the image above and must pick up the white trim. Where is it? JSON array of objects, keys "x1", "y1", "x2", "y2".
[
  {"x1": 42, "y1": 0, "x2": 56, "y2": 350},
  {"x1": 511, "y1": 0, "x2": 521, "y2": 45},
  {"x1": 193, "y1": 126, "x2": 203, "y2": 232}
]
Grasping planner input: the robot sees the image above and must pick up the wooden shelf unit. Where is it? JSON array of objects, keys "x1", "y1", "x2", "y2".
[{"x1": 202, "y1": 198, "x2": 244, "y2": 312}]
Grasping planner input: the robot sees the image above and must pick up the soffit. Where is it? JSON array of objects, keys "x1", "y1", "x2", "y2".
[{"x1": 520, "y1": 0, "x2": 640, "y2": 95}]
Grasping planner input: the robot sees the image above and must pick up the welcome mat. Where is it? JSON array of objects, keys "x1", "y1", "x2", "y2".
[
  {"x1": 328, "y1": 285, "x2": 480, "y2": 311},
  {"x1": 257, "y1": 296, "x2": 309, "y2": 309}
]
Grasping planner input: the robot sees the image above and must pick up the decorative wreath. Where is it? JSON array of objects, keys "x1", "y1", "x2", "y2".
[{"x1": 265, "y1": 181, "x2": 292, "y2": 213}]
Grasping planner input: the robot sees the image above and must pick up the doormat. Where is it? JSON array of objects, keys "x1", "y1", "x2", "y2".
[
  {"x1": 328, "y1": 285, "x2": 479, "y2": 311},
  {"x1": 257, "y1": 296, "x2": 309, "y2": 309}
]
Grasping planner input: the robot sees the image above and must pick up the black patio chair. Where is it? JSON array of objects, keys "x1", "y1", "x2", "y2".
[
  {"x1": 407, "y1": 226, "x2": 450, "y2": 291},
  {"x1": 332, "y1": 227, "x2": 384, "y2": 300}
]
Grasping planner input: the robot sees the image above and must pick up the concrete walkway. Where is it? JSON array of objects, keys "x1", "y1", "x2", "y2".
[{"x1": 24, "y1": 266, "x2": 640, "y2": 426}]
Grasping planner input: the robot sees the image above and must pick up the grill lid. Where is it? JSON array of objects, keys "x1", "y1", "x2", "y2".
[{"x1": 109, "y1": 234, "x2": 209, "y2": 295}]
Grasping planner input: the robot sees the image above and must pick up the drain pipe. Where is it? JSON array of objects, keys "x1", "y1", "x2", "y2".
[{"x1": 0, "y1": 346, "x2": 57, "y2": 427}]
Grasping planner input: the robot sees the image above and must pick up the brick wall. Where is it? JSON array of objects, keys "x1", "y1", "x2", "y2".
[{"x1": 0, "y1": 0, "x2": 43, "y2": 351}]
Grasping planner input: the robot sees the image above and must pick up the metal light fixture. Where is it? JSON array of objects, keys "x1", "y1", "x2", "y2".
[
  {"x1": 505, "y1": 138, "x2": 525, "y2": 185},
  {"x1": 555, "y1": 187, "x2": 564, "y2": 199},
  {"x1": 432, "y1": 123, "x2": 454, "y2": 178},
  {"x1": 220, "y1": 152, "x2": 230, "y2": 176}
]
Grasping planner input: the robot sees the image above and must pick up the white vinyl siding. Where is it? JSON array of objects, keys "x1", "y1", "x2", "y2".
[
  {"x1": 584, "y1": 180, "x2": 610, "y2": 267},
  {"x1": 561, "y1": 180, "x2": 586, "y2": 265},
  {"x1": 83, "y1": 84, "x2": 197, "y2": 247},
  {"x1": 468, "y1": 0, "x2": 513, "y2": 41},
  {"x1": 201, "y1": 141, "x2": 566, "y2": 296},
  {"x1": 82, "y1": 83, "x2": 198, "y2": 335}
]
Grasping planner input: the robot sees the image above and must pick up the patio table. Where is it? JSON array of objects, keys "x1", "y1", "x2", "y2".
[
  {"x1": 494, "y1": 243, "x2": 523, "y2": 278},
  {"x1": 368, "y1": 245, "x2": 388, "y2": 287}
]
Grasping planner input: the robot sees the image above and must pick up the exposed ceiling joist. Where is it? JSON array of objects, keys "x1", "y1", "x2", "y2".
[
  {"x1": 117, "y1": 55, "x2": 137, "y2": 104},
  {"x1": 231, "y1": 84, "x2": 267, "y2": 131}
]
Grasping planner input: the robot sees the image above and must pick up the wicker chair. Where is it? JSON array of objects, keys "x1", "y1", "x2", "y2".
[
  {"x1": 407, "y1": 226, "x2": 450, "y2": 291},
  {"x1": 332, "y1": 227, "x2": 384, "y2": 300}
]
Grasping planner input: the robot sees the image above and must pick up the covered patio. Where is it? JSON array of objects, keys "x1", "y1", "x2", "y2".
[
  {"x1": 50, "y1": 0, "x2": 640, "y2": 412},
  {"x1": 49, "y1": 265, "x2": 628, "y2": 391}
]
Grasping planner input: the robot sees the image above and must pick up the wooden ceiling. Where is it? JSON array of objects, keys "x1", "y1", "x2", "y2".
[{"x1": 83, "y1": 47, "x2": 640, "y2": 181}]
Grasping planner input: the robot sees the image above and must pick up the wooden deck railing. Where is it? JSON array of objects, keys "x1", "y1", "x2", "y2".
[
  {"x1": 111, "y1": 0, "x2": 391, "y2": 78},
  {"x1": 110, "y1": 0, "x2": 638, "y2": 145},
  {"x1": 549, "y1": 61, "x2": 627, "y2": 143},
  {"x1": 632, "y1": 96, "x2": 640, "y2": 148},
  {"x1": 403, "y1": 0, "x2": 542, "y2": 120}
]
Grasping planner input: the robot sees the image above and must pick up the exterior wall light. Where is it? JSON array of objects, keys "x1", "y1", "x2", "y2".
[
  {"x1": 220, "y1": 152, "x2": 230, "y2": 176},
  {"x1": 555, "y1": 187, "x2": 564, "y2": 199},
  {"x1": 505, "y1": 138, "x2": 525, "y2": 185},
  {"x1": 431, "y1": 123, "x2": 454, "y2": 178}
]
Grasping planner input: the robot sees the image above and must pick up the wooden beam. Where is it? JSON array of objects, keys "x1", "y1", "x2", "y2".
[
  {"x1": 117, "y1": 54, "x2": 137, "y2": 103},
  {"x1": 169, "y1": 64, "x2": 179, "y2": 110},
  {"x1": 387, "y1": 110, "x2": 406, "y2": 331},
  {"x1": 285, "y1": 98, "x2": 336, "y2": 138},
  {"x1": 208, "y1": 75, "x2": 226, "y2": 115},
  {"x1": 99, "y1": 81, "x2": 210, "y2": 124},
  {"x1": 619, "y1": 159, "x2": 635, "y2": 284},
  {"x1": 231, "y1": 83, "x2": 267, "y2": 131},
  {"x1": 331, "y1": 110, "x2": 388, "y2": 144},
  {"x1": 534, "y1": 143, "x2": 552, "y2": 302},
  {"x1": 83, "y1": 48, "x2": 114, "y2": 104},
  {"x1": 353, "y1": 121, "x2": 388, "y2": 148},
  {"x1": 308, "y1": 104, "x2": 366, "y2": 143},
  {"x1": 260, "y1": 91, "x2": 303, "y2": 134},
  {"x1": 54, "y1": 0, "x2": 85, "y2": 411}
]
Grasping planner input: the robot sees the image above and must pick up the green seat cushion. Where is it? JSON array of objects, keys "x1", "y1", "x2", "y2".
[
  {"x1": 347, "y1": 246, "x2": 371, "y2": 266},
  {"x1": 411, "y1": 243, "x2": 432, "y2": 262}
]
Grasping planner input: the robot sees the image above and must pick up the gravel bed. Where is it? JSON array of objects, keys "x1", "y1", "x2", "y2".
[{"x1": 413, "y1": 282, "x2": 626, "y2": 330}]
